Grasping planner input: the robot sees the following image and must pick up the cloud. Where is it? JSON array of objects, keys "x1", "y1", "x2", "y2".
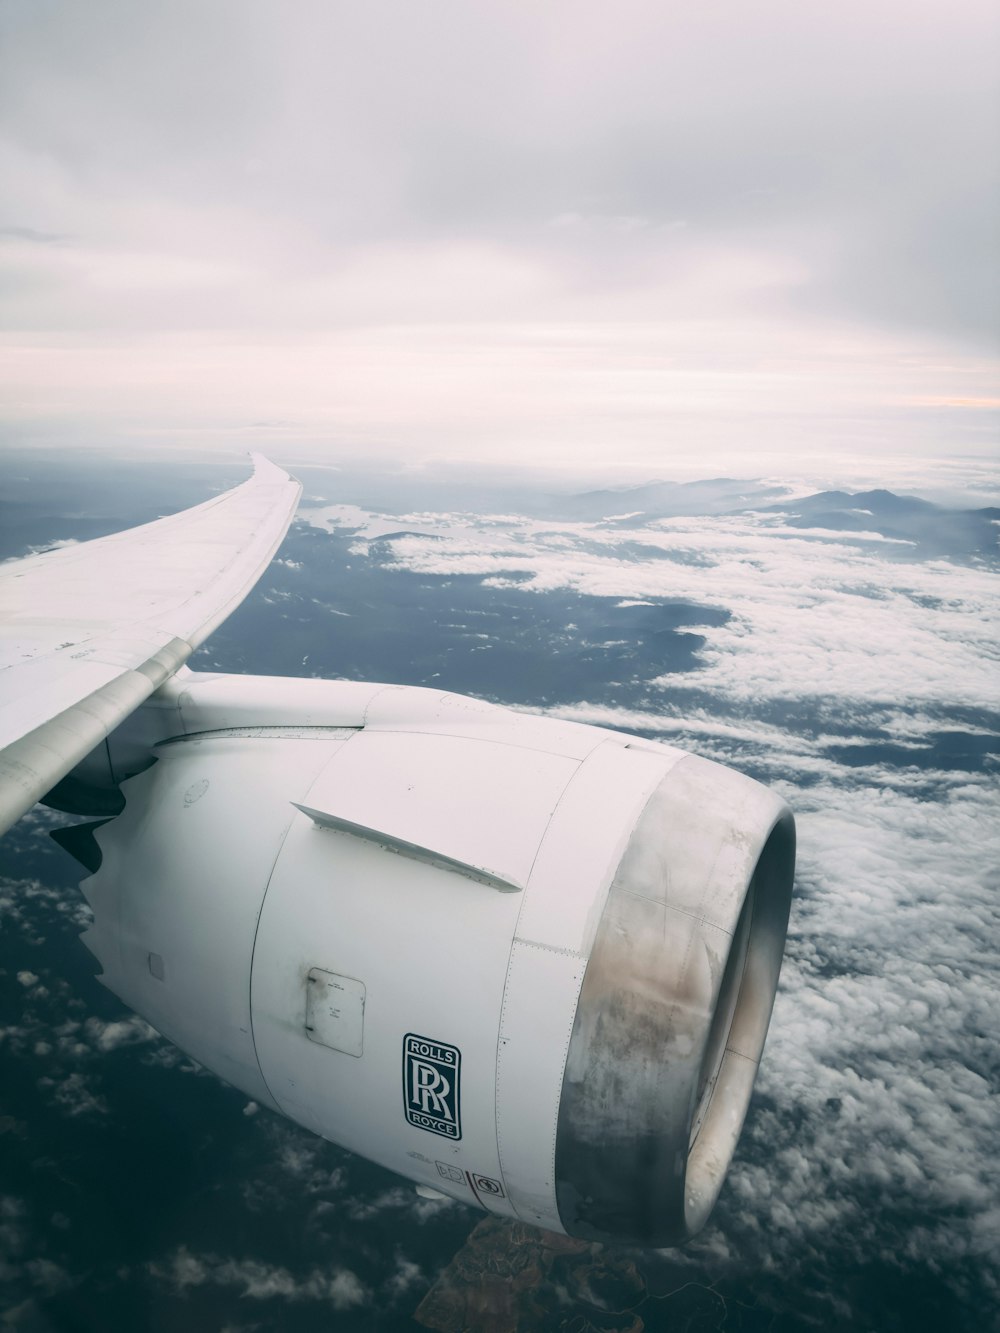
[
  {"x1": 674, "y1": 767, "x2": 1000, "y2": 1309},
  {"x1": 151, "y1": 1246, "x2": 370, "y2": 1308},
  {"x1": 375, "y1": 509, "x2": 1000, "y2": 711},
  {"x1": 340, "y1": 1184, "x2": 455, "y2": 1228},
  {"x1": 299, "y1": 503, "x2": 464, "y2": 542},
  {"x1": 83, "y1": 1015, "x2": 157, "y2": 1053},
  {"x1": 0, "y1": 874, "x2": 93, "y2": 942},
  {"x1": 1, "y1": 538, "x2": 80, "y2": 562},
  {"x1": 0, "y1": 1199, "x2": 73, "y2": 1299},
  {"x1": 1, "y1": 0, "x2": 995, "y2": 339},
  {"x1": 36, "y1": 1071, "x2": 108, "y2": 1118},
  {"x1": 0, "y1": 1, "x2": 996, "y2": 470},
  {"x1": 22, "y1": 1258, "x2": 72, "y2": 1295},
  {"x1": 385, "y1": 1256, "x2": 424, "y2": 1300}
]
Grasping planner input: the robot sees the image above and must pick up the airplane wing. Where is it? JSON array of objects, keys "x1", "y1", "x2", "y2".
[{"x1": 0, "y1": 453, "x2": 301, "y2": 837}]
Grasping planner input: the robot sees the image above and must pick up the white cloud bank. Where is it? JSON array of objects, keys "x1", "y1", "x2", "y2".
[
  {"x1": 374, "y1": 510, "x2": 1000, "y2": 711},
  {"x1": 709, "y1": 769, "x2": 1000, "y2": 1286}
]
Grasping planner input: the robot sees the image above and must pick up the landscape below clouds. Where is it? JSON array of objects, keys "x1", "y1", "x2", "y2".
[{"x1": 0, "y1": 453, "x2": 997, "y2": 1331}]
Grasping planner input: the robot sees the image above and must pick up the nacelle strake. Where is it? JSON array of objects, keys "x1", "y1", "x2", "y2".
[{"x1": 78, "y1": 672, "x2": 794, "y2": 1248}]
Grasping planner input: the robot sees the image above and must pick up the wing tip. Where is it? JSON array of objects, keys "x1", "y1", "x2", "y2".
[{"x1": 248, "y1": 452, "x2": 297, "y2": 487}]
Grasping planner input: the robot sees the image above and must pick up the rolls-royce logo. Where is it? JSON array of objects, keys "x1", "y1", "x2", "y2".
[{"x1": 403, "y1": 1034, "x2": 461, "y2": 1139}]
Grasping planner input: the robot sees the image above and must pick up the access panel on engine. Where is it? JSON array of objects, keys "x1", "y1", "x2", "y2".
[{"x1": 305, "y1": 968, "x2": 366, "y2": 1057}]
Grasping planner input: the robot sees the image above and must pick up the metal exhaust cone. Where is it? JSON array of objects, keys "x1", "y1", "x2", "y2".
[{"x1": 554, "y1": 753, "x2": 795, "y2": 1248}]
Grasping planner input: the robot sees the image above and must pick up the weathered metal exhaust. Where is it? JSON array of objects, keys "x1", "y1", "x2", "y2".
[{"x1": 554, "y1": 753, "x2": 796, "y2": 1247}]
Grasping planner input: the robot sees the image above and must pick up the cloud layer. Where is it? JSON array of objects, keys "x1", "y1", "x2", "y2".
[
  {"x1": 2, "y1": 470, "x2": 998, "y2": 1327},
  {"x1": 1, "y1": 0, "x2": 997, "y2": 467},
  {"x1": 368, "y1": 508, "x2": 1000, "y2": 711}
]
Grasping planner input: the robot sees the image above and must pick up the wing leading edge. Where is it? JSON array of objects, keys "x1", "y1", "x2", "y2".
[{"x1": 0, "y1": 454, "x2": 301, "y2": 836}]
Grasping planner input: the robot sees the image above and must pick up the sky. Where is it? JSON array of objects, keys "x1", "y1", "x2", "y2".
[{"x1": 0, "y1": 0, "x2": 998, "y2": 481}]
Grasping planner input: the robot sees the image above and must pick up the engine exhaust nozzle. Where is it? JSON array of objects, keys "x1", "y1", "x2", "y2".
[{"x1": 555, "y1": 753, "x2": 796, "y2": 1247}]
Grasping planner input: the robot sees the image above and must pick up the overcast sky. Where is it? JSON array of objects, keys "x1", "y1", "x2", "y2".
[{"x1": 1, "y1": 0, "x2": 997, "y2": 479}]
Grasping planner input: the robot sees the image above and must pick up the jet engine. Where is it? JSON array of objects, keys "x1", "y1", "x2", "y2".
[{"x1": 72, "y1": 670, "x2": 794, "y2": 1248}]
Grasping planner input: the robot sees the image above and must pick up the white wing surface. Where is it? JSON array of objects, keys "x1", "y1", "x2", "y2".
[{"x1": 0, "y1": 454, "x2": 301, "y2": 836}]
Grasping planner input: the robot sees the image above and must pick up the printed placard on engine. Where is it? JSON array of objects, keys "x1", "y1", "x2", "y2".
[{"x1": 403, "y1": 1034, "x2": 462, "y2": 1139}]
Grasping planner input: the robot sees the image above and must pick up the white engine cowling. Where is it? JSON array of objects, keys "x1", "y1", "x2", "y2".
[{"x1": 80, "y1": 673, "x2": 794, "y2": 1247}]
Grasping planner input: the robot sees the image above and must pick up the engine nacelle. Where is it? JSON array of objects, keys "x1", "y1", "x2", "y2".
[{"x1": 80, "y1": 673, "x2": 794, "y2": 1247}]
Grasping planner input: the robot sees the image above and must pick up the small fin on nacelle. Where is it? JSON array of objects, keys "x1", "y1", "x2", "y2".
[{"x1": 291, "y1": 802, "x2": 524, "y2": 893}]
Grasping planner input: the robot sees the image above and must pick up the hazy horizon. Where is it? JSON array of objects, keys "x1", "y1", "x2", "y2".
[{"x1": 1, "y1": 0, "x2": 997, "y2": 480}]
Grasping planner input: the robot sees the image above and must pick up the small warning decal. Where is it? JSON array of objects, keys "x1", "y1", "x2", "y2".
[
  {"x1": 403, "y1": 1034, "x2": 462, "y2": 1140},
  {"x1": 436, "y1": 1162, "x2": 465, "y2": 1184},
  {"x1": 472, "y1": 1173, "x2": 504, "y2": 1198}
]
